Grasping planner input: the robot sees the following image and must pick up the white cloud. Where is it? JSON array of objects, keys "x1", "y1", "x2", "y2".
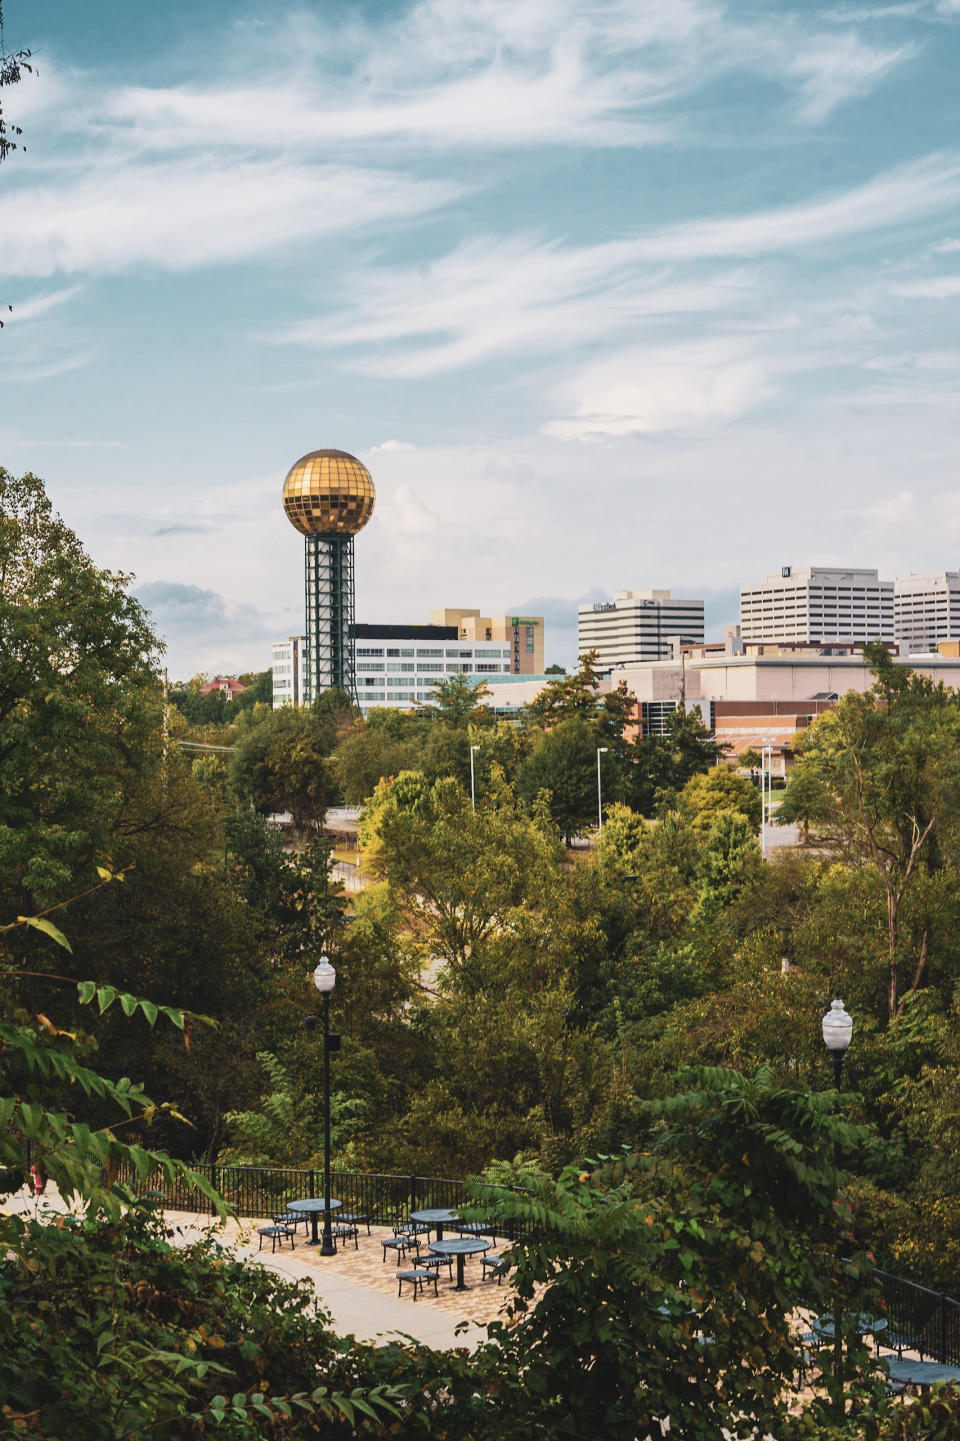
[
  {"x1": 0, "y1": 159, "x2": 458, "y2": 276},
  {"x1": 2, "y1": 286, "x2": 83, "y2": 322},
  {"x1": 889, "y1": 273, "x2": 960, "y2": 297},
  {"x1": 272, "y1": 232, "x2": 759, "y2": 378},
  {"x1": 1, "y1": 353, "x2": 93, "y2": 382},
  {"x1": 632, "y1": 154, "x2": 960, "y2": 260},
  {"x1": 542, "y1": 339, "x2": 777, "y2": 439},
  {"x1": 788, "y1": 33, "x2": 918, "y2": 123},
  {"x1": 265, "y1": 156, "x2": 960, "y2": 381}
]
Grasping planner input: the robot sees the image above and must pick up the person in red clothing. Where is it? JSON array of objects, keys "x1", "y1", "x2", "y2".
[{"x1": 29, "y1": 1162, "x2": 47, "y2": 1196}]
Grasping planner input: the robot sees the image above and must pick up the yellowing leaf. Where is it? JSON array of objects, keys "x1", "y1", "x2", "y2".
[{"x1": 18, "y1": 915, "x2": 72, "y2": 952}]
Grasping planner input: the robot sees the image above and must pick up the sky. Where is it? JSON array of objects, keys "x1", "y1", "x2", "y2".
[{"x1": 3, "y1": 0, "x2": 960, "y2": 676}]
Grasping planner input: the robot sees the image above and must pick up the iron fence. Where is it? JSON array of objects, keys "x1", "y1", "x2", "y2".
[
  {"x1": 873, "y1": 1267, "x2": 960, "y2": 1365},
  {"x1": 121, "y1": 1162, "x2": 470, "y2": 1226}
]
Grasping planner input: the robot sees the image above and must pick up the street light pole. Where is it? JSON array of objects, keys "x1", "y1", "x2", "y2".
[
  {"x1": 313, "y1": 957, "x2": 337, "y2": 1257},
  {"x1": 597, "y1": 747, "x2": 608, "y2": 830},
  {"x1": 470, "y1": 744, "x2": 479, "y2": 810},
  {"x1": 822, "y1": 998, "x2": 853, "y2": 1403}
]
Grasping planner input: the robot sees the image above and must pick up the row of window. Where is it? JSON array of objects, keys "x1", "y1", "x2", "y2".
[{"x1": 356, "y1": 646, "x2": 509, "y2": 659}]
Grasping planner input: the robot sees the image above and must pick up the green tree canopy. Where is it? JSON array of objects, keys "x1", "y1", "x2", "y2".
[
  {"x1": 0, "y1": 470, "x2": 160, "y2": 905},
  {"x1": 682, "y1": 765, "x2": 762, "y2": 833},
  {"x1": 778, "y1": 645, "x2": 960, "y2": 1018}
]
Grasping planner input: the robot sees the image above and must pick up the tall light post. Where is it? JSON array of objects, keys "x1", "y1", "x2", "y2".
[
  {"x1": 470, "y1": 744, "x2": 480, "y2": 810},
  {"x1": 313, "y1": 957, "x2": 337, "y2": 1256},
  {"x1": 760, "y1": 737, "x2": 774, "y2": 857},
  {"x1": 822, "y1": 998, "x2": 853, "y2": 1400},
  {"x1": 597, "y1": 747, "x2": 608, "y2": 830}
]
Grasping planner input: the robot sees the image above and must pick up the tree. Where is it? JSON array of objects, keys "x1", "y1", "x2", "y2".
[
  {"x1": 524, "y1": 651, "x2": 637, "y2": 749},
  {"x1": 519, "y1": 717, "x2": 608, "y2": 840},
  {"x1": 479, "y1": 1067, "x2": 882, "y2": 1441},
  {"x1": 0, "y1": 3, "x2": 31, "y2": 172},
  {"x1": 363, "y1": 770, "x2": 565, "y2": 974},
  {"x1": 628, "y1": 705, "x2": 725, "y2": 816},
  {"x1": 422, "y1": 671, "x2": 493, "y2": 728},
  {"x1": 682, "y1": 765, "x2": 762, "y2": 833},
  {"x1": 544, "y1": 663, "x2": 567, "y2": 675},
  {"x1": 778, "y1": 646, "x2": 960, "y2": 1018},
  {"x1": 334, "y1": 709, "x2": 423, "y2": 805},
  {"x1": 0, "y1": 470, "x2": 160, "y2": 906},
  {"x1": 230, "y1": 706, "x2": 333, "y2": 831}
]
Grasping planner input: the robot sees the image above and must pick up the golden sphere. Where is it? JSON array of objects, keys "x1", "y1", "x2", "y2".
[{"x1": 282, "y1": 449, "x2": 375, "y2": 536}]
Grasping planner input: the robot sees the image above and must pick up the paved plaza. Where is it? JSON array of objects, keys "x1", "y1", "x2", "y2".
[{"x1": 2, "y1": 1187, "x2": 508, "y2": 1352}]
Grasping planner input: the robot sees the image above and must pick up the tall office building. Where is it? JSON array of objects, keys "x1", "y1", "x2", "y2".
[
  {"x1": 281, "y1": 449, "x2": 375, "y2": 704},
  {"x1": 740, "y1": 566, "x2": 894, "y2": 646},
  {"x1": 578, "y1": 590, "x2": 705, "y2": 670},
  {"x1": 895, "y1": 572, "x2": 960, "y2": 654}
]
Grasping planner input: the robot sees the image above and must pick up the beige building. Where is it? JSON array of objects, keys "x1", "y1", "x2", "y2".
[
  {"x1": 598, "y1": 637, "x2": 960, "y2": 760},
  {"x1": 431, "y1": 607, "x2": 544, "y2": 674},
  {"x1": 578, "y1": 589, "x2": 705, "y2": 670}
]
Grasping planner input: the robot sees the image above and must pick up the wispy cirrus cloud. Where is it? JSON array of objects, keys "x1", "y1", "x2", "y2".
[
  {"x1": 787, "y1": 32, "x2": 919, "y2": 122},
  {"x1": 2, "y1": 286, "x2": 84, "y2": 322},
  {"x1": 266, "y1": 154, "x2": 960, "y2": 382},
  {"x1": 0, "y1": 159, "x2": 459, "y2": 277}
]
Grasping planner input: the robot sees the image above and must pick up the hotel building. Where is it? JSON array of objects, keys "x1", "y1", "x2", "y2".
[{"x1": 431, "y1": 608, "x2": 544, "y2": 675}]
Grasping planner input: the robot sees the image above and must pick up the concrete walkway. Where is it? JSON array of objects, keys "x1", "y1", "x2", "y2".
[
  {"x1": 2, "y1": 1189, "x2": 492, "y2": 1352},
  {"x1": 234, "y1": 1238, "x2": 488, "y2": 1350}
]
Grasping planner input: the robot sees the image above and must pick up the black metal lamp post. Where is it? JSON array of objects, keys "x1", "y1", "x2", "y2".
[
  {"x1": 822, "y1": 997, "x2": 853, "y2": 1401},
  {"x1": 313, "y1": 956, "x2": 337, "y2": 1257}
]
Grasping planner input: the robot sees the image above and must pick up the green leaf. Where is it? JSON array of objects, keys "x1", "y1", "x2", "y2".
[
  {"x1": 19, "y1": 915, "x2": 72, "y2": 952},
  {"x1": 140, "y1": 1000, "x2": 158, "y2": 1027},
  {"x1": 119, "y1": 993, "x2": 138, "y2": 1017},
  {"x1": 77, "y1": 980, "x2": 96, "y2": 1004},
  {"x1": 96, "y1": 985, "x2": 118, "y2": 1013}
]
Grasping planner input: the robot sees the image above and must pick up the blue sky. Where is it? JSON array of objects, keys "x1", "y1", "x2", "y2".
[{"x1": 3, "y1": 0, "x2": 960, "y2": 675}]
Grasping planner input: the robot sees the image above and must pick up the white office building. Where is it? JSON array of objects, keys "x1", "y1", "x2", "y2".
[
  {"x1": 894, "y1": 572, "x2": 960, "y2": 654},
  {"x1": 353, "y1": 623, "x2": 513, "y2": 714},
  {"x1": 272, "y1": 636, "x2": 306, "y2": 708},
  {"x1": 740, "y1": 567, "x2": 894, "y2": 646},
  {"x1": 578, "y1": 590, "x2": 705, "y2": 671}
]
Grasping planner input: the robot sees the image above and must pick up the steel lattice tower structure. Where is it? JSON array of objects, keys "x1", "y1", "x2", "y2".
[{"x1": 281, "y1": 450, "x2": 376, "y2": 703}]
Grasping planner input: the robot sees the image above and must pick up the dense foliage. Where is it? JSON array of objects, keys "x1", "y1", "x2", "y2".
[{"x1": 5, "y1": 471, "x2": 960, "y2": 1437}]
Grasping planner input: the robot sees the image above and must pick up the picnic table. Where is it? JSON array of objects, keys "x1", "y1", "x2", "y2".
[
  {"x1": 286, "y1": 1197, "x2": 342, "y2": 1247},
  {"x1": 882, "y1": 1358, "x2": 960, "y2": 1392},
  {"x1": 410, "y1": 1207, "x2": 459, "y2": 1241},
  {"x1": 428, "y1": 1236, "x2": 491, "y2": 1292},
  {"x1": 811, "y1": 1313, "x2": 888, "y2": 1341}
]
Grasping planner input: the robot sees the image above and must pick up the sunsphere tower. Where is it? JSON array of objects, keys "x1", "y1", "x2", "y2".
[{"x1": 281, "y1": 449, "x2": 376, "y2": 704}]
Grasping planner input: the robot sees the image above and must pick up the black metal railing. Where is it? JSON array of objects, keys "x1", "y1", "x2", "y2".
[
  {"x1": 122, "y1": 1163, "x2": 470, "y2": 1227},
  {"x1": 874, "y1": 1267, "x2": 960, "y2": 1365}
]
